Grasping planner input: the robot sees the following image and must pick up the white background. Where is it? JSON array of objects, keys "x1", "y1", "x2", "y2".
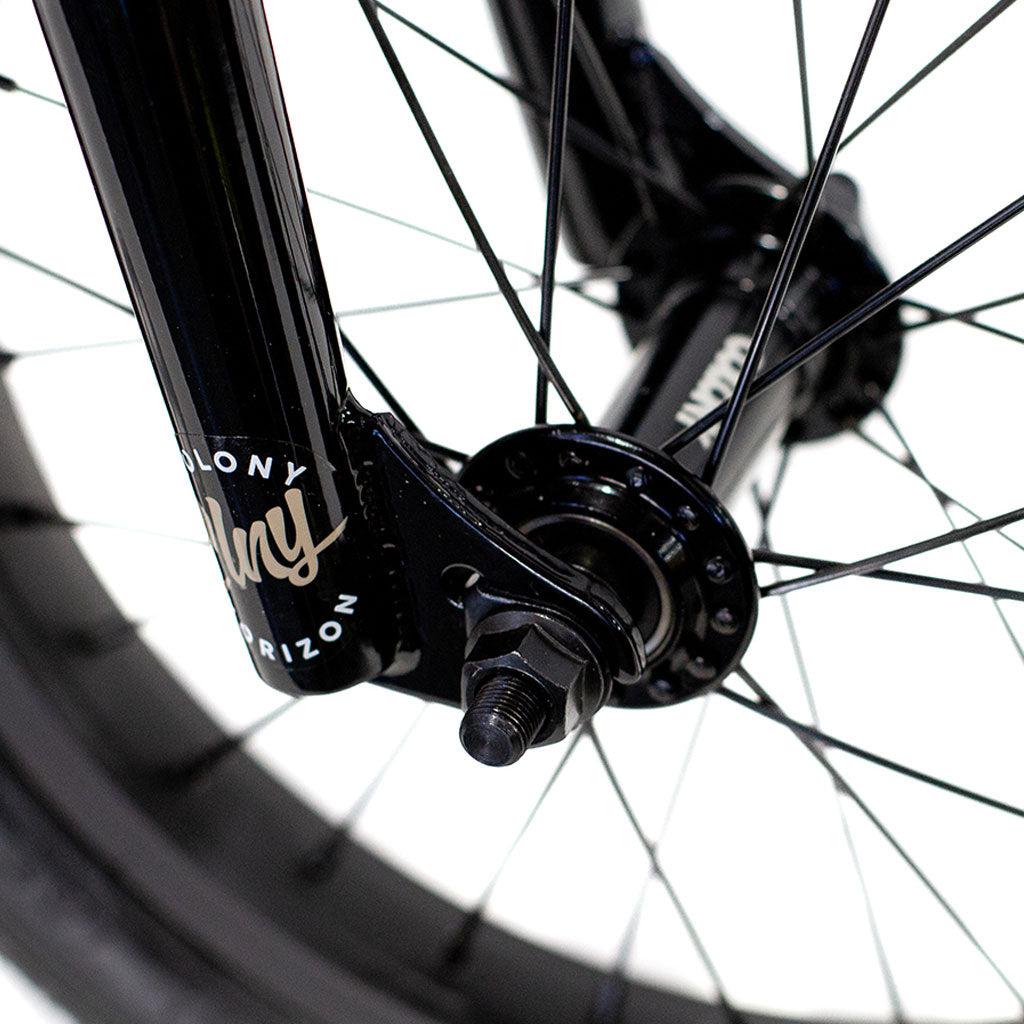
[{"x1": 1, "y1": 0, "x2": 1024, "y2": 1020}]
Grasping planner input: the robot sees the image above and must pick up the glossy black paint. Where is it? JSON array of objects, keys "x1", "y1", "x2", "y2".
[
  {"x1": 365, "y1": 415, "x2": 645, "y2": 705},
  {"x1": 33, "y1": 0, "x2": 408, "y2": 694},
  {"x1": 34, "y1": 0, "x2": 650, "y2": 709}
]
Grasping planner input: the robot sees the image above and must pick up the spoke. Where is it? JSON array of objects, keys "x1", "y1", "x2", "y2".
[
  {"x1": 755, "y1": 466, "x2": 903, "y2": 1017},
  {"x1": 0, "y1": 73, "x2": 64, "y2": 107},
  {"x1": 356, "y1": 0, "x2": 589, "y2": 425},
  {"x1": 58, "y1": 617, "x2": 142, "y2": 657},
  {"x1": 300, "y1": 703, "x2": 428, "y2": 882},
  {"x1": 954, "y1": 292, "x2": 1024, "y2": 315},
  {"x1": 442, "y1": 730, "x2": 583, "y2": 969},
  {"x1": 835, "y1": 806, "x2": 905, "y2": 1021},
  {"x1": 752, "y1": 447, "x2": 793, "y2": 525},
  {"x1": 589, "y1": 700, "x2": 711, "y2": 1023},
  {"x1": 155, "y1": 698, "x2": 301, "y2": 785},
  {"x1": 0, "y1": 502, "x2": 209, "y2": 547},
  {"x1": 344, "y1": 703, "x2": 427, "y2": 826},
  {"x1": 333, "y1": 272, "x2": 614, "y2": 321},
  {"x1": 791, "y1": 0, "x2": 814, "y2": 173},
  {"x1": 700, "y1": 0, "x2": 890, "y2": 488},
  {"x1": 735, "y1": 667, "x2": 1024, "y2": 1008},
  {"x1": 337, "y1": 328, "x2": 467, "y2": 464},
  {"x1": 535, "y1": 0, "x2": 576, "y2": 425},
  {"x1": 310, "y1": 187, "x2": 533, "y2": 277},
  {"x1": 662, "y1": 193, "x2": 1024, "y2": 456},
  {"x1": 939, "y1": 291, "x2": 1024, "y2": 319},
  {"x1": 901, "y1": 298, "x2": 1024, "y2": 346},
  {"x1": 587, "y1": 725, "x2": 734, "y2": 1012},
  {"x1": 1, "y1": 337, "x2": 142, "y2": 362},
  {"x1": 761, "y1": 504, "x2": 1024, "y2": 598},
  {"x1": 840, "y1": 0, "x2": 1020, "y2": 150},
  {"x1": 373, "y1": 3, "x2": 701, "y2": 217},
  {"x1": 309, "y1": 187, "x2": 619, "y2": 312},
  {"x1": 852, "y1": 428, "x2": 1024, "y2": 564},
  {"x1": 875, "y1": 405, "x2": 1024, "y2": 670},
  {"x1": 0, "y1": 246, "x2": 134, "y2": 316},
  {"x1": 333, "y1": 328, "x2": 424, "y2": 428},
  {"x1": 756, "y1": 549, "x2": 1024, "y2": 603},
  {"x1": 721, "y1": 684, "x2": 1024, "y2": 821},
  {"x1": 335, "y1": 283, "x2": 539, "y2": 320}
]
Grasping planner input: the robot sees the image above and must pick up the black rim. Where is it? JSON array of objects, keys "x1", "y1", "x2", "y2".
[{"x1": 3, "y1": 0, "x2": 1024, "y2": 1020}]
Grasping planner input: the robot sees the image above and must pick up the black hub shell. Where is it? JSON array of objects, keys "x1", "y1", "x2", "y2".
[{"x1": 460, "y1": 427, "x2": 757, "y2": 707}]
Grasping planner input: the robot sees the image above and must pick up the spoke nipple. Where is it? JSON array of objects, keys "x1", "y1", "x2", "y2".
[{"x1": 459, "y1": 673, "x2": 549, "y2": 767}]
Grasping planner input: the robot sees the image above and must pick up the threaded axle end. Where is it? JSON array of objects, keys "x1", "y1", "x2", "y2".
[{"x1": 459, "y1": 674, "x2": 549, "y2": 767}]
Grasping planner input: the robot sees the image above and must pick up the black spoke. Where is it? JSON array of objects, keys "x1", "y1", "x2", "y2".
[
  {"x1": 332, "y1": 274, "x2": 614, "y2": 320},
  {"x1": 661, "y1": 193, "x2": 1024, "y2": 456},
  {"x1": 0, "y1": 502, "x2": 210, "y2": 547},
  {"x1": 721, "y1": 685, "x2": 1024, "y2": 821},
  {"x1": 735, "y1": 668, "x2": 1024, "y2": 1008},
  {"x1": 875, "y1": 405, "x2": 1024, "y2": 669},
  {"x1": 300, "y1": 703, "x2": 428, "y2": 882},
  {"x1": 309, "y1": 187, "x2": 619, "y2": 312},
  {"x1": 155, "y1": 698, "x2": 301, "y2": 785},
  {"x1": 936, "y1": 291, "x2": 1024, "y2": 319},
  {"x1": 337, "y1": 329, "x2": 466, "y2": 464},
  {"x1": 901, "y1": 298, "x2": 1024, "y2": 346},
  {"x1": 356, "y1": 0, "x2": 589, "y2": 425},
  {"x1": 442, "y1": 730, "x2": 583, "y2": 969},
  {"x1": 310, "y1": 187, "x2": 534, "y2": 277},
  {"x1": 588, "y1": 699, "x2": 710, "y2": 1023},
  {"x1": 755, "y1": 464, "x2": 904, "y2": 1018},
  {"x1": 535, "y1": 0, "x2": 576, "y2": 425},
  {"x1": 0, "y1": 73, "x2": 64, "y2": 107},
  {"x1": 335, "y1": 283, "x2": 539, "y2": 320},
  {"x1": 836, "y1": 808, "x2": 905, "y2": 1020},
  {"x1": 700, "y1": 0, "x2": 890, "y2": 488},
  {"x1": 373, "y1": 3, "x2": 701, "y2": 217},
  {"x1": 1, "y1": 337, "x2": 142, "y2": 362},
  {"x1": 338, "y1": 329, "x2": 423, "y2": 435},
  {"x1": 761, "y1": 504, "x2": 1024, "y2": 598},
  {"x1": 0, "y1": 245, "x2": 134, "y2": 316},
  {"x1": 756, "y1": 549, "x2": 1024, "y2": 604},
  {"x1": 791, "y1": 0, "x2": 814, "y2": 173},
  {"x1": 587, "y1": 726, "x2": 734, "y2": 1013},
  {"x1": 852, "y1": 428, "x2": 1024, "y2": 564},
  {"x1": 840, "y1": 0, "x2": 1020, "y2": 150}
]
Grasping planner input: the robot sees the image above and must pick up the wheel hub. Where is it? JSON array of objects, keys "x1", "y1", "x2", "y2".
[{"x1": 460, "y1": 426, "x2": 758, "y2": 711}]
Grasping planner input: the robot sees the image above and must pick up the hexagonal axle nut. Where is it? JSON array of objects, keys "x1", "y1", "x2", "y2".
[{"x1": 459, "y1": 610, "x2": 607, "y2": 764}]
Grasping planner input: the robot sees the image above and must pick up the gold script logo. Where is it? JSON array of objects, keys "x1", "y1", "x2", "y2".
[{"x1": 201, "y1": 487, "x2": 347, "y2": 589}]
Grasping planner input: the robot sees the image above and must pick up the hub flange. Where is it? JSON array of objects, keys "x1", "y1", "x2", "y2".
[{"x1": 460, "y1": 426, "x2": 757, "y2": 708}]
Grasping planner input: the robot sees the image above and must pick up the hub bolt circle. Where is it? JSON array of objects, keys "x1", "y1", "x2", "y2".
[{"x1": 460, "y1": 674, "x2": 549, "y2": 767}]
